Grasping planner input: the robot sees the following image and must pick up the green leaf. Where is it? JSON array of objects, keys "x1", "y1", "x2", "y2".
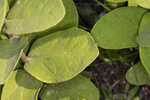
[
  {"x1": 5, "y1": 0, "x2": 65, "y2": 35},
  {"x1": 25, "y1": 27, "x2": 99, "y2": 83},
  {"x1": 0, "y1": 37, "x2": 28, "y2": 84},
  {"x1": 128, "y1": 0, "x2": 138, "y2": 6},
  {"x1": 137, "y1": 12, "x2": 150, "y2": 47},
  {"x1": 139, "y1": 47, "x2": 150, "y2": 76},
  {"x1": 31, "y1": 0, "x2": 78, "y2": 38},
  {"x1": 136, "y1": 0, "x2": 150, "y2": 9},
  {"x1": 1, "y1": 70, "x2": 43, "y2": 100},
  {"x1": 126, "y1": 62, "x2": 150, "y2": 85},
  {"x1": 91, "y1": 7, "x2": 146, "y2": 49},
  {"x1": 128, "y1": 87, "x2": 139, "y2": 100},
  {"x1": 106, "y1": 0, "x2": 127, "y2": 3},
  {"x1": 40, "y1": 75, "x2": 100, "y2": 100},
  {"x1": 0, "y1": 85, "x2": 2, "y2": 98},
  {"x1": 8, "y1": 0, "x2": 17, "y2": 8},
  {"x1": 0, "y1": 0, "x2": 8, "y2": 31},
  {"x1": 46, "y1": 0, "x2": 78, "y2": 33}
]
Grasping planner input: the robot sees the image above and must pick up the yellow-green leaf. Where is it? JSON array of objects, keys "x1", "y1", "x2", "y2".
[
  {"x1": 25, "y1": 27, "x2": 99, "y2": 83},
  {"x1": 5, "y1": 0, "x2": 65, "y2": 35},
  {"x1": 136, "y1": 0, "x2": 150, "y2": 9},
  {"x1": 1, "y1": 70, "x2": 43, "y2": 100},
  {"x1": 40, "y1": 75, "x2": 100, "y2": 100},
  {"x1": 0, "y1": 37, "x2": 28, "y2": 84},
  {"x1": 0, "y1": 0, "x2": 8, "y2": 31}
]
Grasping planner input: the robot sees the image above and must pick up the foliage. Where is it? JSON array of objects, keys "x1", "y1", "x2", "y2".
[
  {"x1": 1, "y1": 0, "x2": 150, "y2": 99},
  {"x1": 0, "y1": 0, "x2": 100, "y2": 100},
  {"x1": 91, "y1": 1, "x2": 150, "y2": 86}
]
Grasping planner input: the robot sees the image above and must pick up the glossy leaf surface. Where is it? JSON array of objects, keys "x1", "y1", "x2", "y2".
[
  {"x1": 5, "y1": 0, "x2": 65, "y2": 34},
  {"x1": 136, "y1": 0, "x2": 150, "y2": 9},
  {"x1": 1, "y1": 70, "x2": 43, "y2": 100},
  {"x1": 25, "y1": 27, "x2": 99, "y2": 83}
]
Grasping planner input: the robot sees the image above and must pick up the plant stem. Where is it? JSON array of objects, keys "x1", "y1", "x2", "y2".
[
  {"x1": 95, "y1": 0, "x2": 111, "y2": 11},
  {"x1": 21, "y1": 52, "x2": 31, "y2": 63}
]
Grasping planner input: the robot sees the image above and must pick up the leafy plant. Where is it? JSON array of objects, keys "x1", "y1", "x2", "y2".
[
  {"x1": 0, "y1": 0, "x2": 100, "y2": 100},
  {"x1": 91, "y1": 5, "x2": 150, "y2": 86}
]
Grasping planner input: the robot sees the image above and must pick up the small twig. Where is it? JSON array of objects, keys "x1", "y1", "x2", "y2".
[
  {"x1": 21, "y1": 52, "x2": 31, "y2": 63},
  {"x1": 4, "y1": 18, "x2": 8, "y2": 23},
  {"x1": 95, "y1": 0, "x2": 111, "y2": 11},
  {"x1": 111, "y1": 80, "x2": 120, "y2": 88}
]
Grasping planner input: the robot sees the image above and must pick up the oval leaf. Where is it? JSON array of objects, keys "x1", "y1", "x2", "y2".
[
  {"x1": 40, "y1": 75, "x2": 100, "y2": 100},
  {"x1": 0, "y1": 37, "x2": 28, "y2": 84},
  {"x1": 1, "y1": 70, "x2": 43, "y2": 100},
  {"x1": 5, "y1": 0, "x2": 65, "y2": 35},
  {"x1": 0, "y1": 0, "x2": 8, "y2": 31},
  {"x1": 91, "y1": 7, "x2": 146, "y2": 49},
  {"x1": 25, "y1": 27, "x2": 99, "y2": 83},
  {"x1": 126, "y1": 62, "x2": 150, "y2": 85},
  {"x1": 139, "y1": 47, "x2": 150, "y2": 76},
  {"x1": 136, "y1": 0, "x2": 150, "y2": 9},
  {"x1": 32, "y1": 0, "x2": 78, "y2": 38},
  {"x1": 137, "y1": 12, "x2": 150, "y2": 47}
]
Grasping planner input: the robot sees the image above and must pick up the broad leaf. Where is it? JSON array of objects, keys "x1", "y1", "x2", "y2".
[
  {"x1": 91, "y1": 7, "x2": 146, "y2": 49},
  {"x1": 25, "y1": 27, "x2": 99, "y2": 83},
  {"x1": 1, "y1": 70, "x2": 43, "y2": 100},
  {"x1": 106, "y1": 0, "x2": 127, "y2": 3},
  {"x1": 31, "y1": 0, "x2": 78, "y2": 38},
  {"x1": 40, "y1": 75, "x2": 100, "y2": 100},
  {"x1": 139, "y1": 47, "x2": 150, "y2": 76},
  {"x1": 0, "y1": 0, "x2": 8, "y2": 31},
  {"x1": 137, "y1": 12, "x2": 150, "y2": 47},
  {"x1": 136, "y1": 0, "x2": 150, "y2": 9},
  {"x1": 5, "y1": 0, "x2": 65, "y2": 35},
  {"x1": 0, "y1": 37, "x2": 28, "y2": 84},
  {"x1": 126, "y1": 62, "x2": 150, "y2": 85},
  {"x1": 46, "y1": 0, "x2": 78, "y2": 33}
]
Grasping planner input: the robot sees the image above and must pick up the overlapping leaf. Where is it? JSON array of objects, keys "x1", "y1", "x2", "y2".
[
  {"x1": 40, "y1": 75, "x2": 100, "y2": 100},
  {"x1": 126, "y1": 62, "x2": 150, "y2": 85},
  {"x1": 0, "y1": 0, "x2": 8, "y2": 31},
  {"x1": 8, "y1": 0, "x2": 17, "y2": 8},
  {"x1": 1, "y1": 70, "x2": 43, "y2": 100},
  {"x1": 25, "y1": 27, "x2": 99, "y2": 83},
  {"x1": 137, "y1": 12, "x2": 150, "y2": 76},
  {"x1": 139, "y1": 47, "x2": 150, "y2": 76},
  {"x1": 137, "y1": 12, "x2": 150, "y2": 47},
  {"x1": 0, "y1": 37, "x2": 28, "y2": 84},
  {"x1": 32, "y1": 0, "x2": 78, "y2": 38},
  {"x1": 5, "y1": 0, "x2": 65, "y2": 35},
  {"x1": 136, "y1": 0, "x2": 150, "y2": 9},
  {"x1": 91, "y1": 7, "x2": 146, "y2": 49}
]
